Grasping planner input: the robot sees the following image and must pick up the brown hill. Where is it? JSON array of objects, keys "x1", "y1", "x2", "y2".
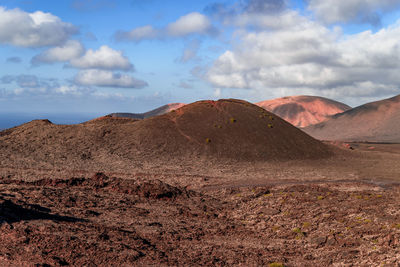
[
  {"x1": 303, "y1": 94, "x2": 400, "y2": 143},
  {"x1": 256, "y1": 96, "x2": 351, "y2": 128},
  {"x1": 108, "y1": 103, "x2": 185, "y2": 119},
  {"x1": 0, "y1": 99, "x2": 331, "y2": 169}
]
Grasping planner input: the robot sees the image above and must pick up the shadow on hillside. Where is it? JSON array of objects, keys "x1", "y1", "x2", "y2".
[{"x1": 0, "y1": 197, "x2": 84, "y2": 224}]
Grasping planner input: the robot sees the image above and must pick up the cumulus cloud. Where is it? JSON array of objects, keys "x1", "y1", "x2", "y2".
[
  {"x1": 74, "y1": 69, "x2": 148, "y2": 88},
  {"x1": 69, "y1": 45, "x2": 133, "y2": 71},
  {"x1": 0, "y1": 6, "x2": 78, "y2": 47},
  {"x1": 207, "y1": 12, "x2": 400, "y2": 100},
  {"x1": 31, "y1": 40, "x2": 85, "y2": 64},
  {"x1": 115, "y1": 12, "x2": 215, "y2": 42},
  {"x1": 115, "y1": 25, "x2": 159, "y2": 42},
  {"x1": 307, "y1": 0, "x2": 400, "y2": 25},
  {"x1": 166, "y1": 12, "x2": 214, "y2": 37}
]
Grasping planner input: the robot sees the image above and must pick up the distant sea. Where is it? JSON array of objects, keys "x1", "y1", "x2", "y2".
[{"x1": 0, "y1": 112, "x2": 102, "y2": 130}]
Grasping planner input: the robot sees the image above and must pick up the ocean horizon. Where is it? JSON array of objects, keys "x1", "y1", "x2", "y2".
[{"x1": 0, "y1": 112, "x2": 102, "y2": 130}]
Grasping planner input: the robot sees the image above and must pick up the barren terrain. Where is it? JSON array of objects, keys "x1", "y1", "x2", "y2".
[
  {"x1": 1, "y1": 99, "x2": 400, "y2": 266},
  {"x1": 304, "y1": 94, "x2": 400, "y2": 142}
]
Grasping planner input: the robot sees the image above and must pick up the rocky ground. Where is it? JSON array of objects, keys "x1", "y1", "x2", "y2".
[
  {"x1": 1, "y1": 156, "x2": 400, "y2": 266},
  {"x1": 1, "y1": 104, "x2": 400, "y2": 266}
]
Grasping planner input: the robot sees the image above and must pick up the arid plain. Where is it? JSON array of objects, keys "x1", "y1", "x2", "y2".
[{"x1": 1, "y1": 98, "x2": 400, "y2": 266}]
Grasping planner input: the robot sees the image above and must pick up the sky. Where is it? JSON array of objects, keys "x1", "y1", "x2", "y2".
[{"x1": 1, "y1": 0, "x2": 400, "y2": 117}]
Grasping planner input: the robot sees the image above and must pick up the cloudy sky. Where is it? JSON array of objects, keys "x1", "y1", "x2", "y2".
[{"x1": 1, "y1": 0, "x2": 400, "y2": 115}]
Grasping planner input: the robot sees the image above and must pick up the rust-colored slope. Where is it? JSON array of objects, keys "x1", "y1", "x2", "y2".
[
  {"x1": 303, "y1": 94, "x2": 400, "y2": 142},
  {"x1": 0, "y1": 99, "x2": 331, "y2": 168},
  {"x1": 256, "y1": 96, "x2": 351, "y2": 128}
]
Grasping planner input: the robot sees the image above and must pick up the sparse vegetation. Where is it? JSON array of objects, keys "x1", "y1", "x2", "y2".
[{"x1": 268, "y1": 262, "x2": 284, "y2": 267}]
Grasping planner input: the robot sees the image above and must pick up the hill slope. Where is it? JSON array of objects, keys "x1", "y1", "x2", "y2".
[
  {"x1": 0, "y1": 99, "x2": 332, "y2": 170},
  {"x1": 256, "y1": 96, "x2": 351, "y2": 128},
  {"x1": 303, "y1": 94, "x2": 400, "y2": 142},
  {"x1": 108, "y1": 103, "x2": 185, "y2": 119}
]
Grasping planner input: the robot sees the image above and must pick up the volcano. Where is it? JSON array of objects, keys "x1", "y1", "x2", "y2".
[
  {"x1": 0, "y1": 99, "x2": 331, "y2": 168},
  {"x1": 303, "y1": 94, "x2": 400, "y2": 143},
  {"x1": 256, "y1": 96, "x2": 351, "y2": 128}
]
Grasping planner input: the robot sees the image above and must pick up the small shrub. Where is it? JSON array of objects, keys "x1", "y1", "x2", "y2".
[
  {"x1": 267, "y1": 123, "x2": 273, "y2": 128},
  {"x1": 205, "y1": 138, "x2": 211, "y2": 144},
  {"x1": 230, "y1": 118, "x2": 237, "y2": 123},
  {"x1": 293, "y1": 227, "x2": 305, "y2": 239},
  {"x1": 317, "y1": 195, "x2": 324, "y2": 200},
  {"x1": 292, "y1": 227, "x2": 302, "y2": 234},
  {"x1": 268, "y1": 263, "x2": 284, "y2": 267}
]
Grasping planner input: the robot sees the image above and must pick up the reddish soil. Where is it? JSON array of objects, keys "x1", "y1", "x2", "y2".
[
  {"x1": 304, "y1": 94, "x2": 400, "y2": 143},
  {"x1": 257, "y1": 95, "x2": 350, "y2": 128},
  {"x1": 1, "y1": 98, "x2": 400, "y2": 266}
]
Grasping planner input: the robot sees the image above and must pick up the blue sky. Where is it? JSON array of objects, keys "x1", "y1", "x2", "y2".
[{"x1": 1, "y1": 0, "x2": 400, "y2": 116}]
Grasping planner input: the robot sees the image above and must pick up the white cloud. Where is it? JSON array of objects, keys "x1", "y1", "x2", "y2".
[
  {"x1": 0, "y1": 6, "x2": 78, "y2": 47},
  {"x1": 115, "y1": 12, "x2": 215, "y2": 42},
  {"x1": 74, "y1": 69, "x2": 148, "y2": 88},
  {"x1": 207, "y1": 12, "x2": 400, "y2": 101},
  {"x1": 307, "y1": 0, "x2": 400, "y2": 25},
  {"x1": 70, "y1": 45, "x2": 133, "y2": 71},
  {"x1": 167, "y1": 12, "x2": 213, "y2": 37},
  {"x1": 31, "y1": 40, "x2": 85, "y2": 64},
  {"x1": 115, "y1": 25, "x2": 158, "y2": 42}
]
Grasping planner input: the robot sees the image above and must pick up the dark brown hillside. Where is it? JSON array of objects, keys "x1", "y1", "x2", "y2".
[
  {"x1": 304, "y1": 94, "x2": 400, "y2": 142},
  {"x1": 0, "y1": 99, "x2": 331, "y2": 171}
]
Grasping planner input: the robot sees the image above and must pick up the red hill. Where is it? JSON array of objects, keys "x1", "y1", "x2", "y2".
[{"x1": 257, "y1": 96, "x2": 351, "y2": 128}]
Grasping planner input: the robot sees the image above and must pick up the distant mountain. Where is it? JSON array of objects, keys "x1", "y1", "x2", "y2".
[
  {"x1": 256, "y1": 96, "x2": 351, "y2": 128},
  {"x1": 303, "y1": 94, "x2": 400, "y2": 143},
  {"x1": 107, "y1": 103, "x2": 185, "y2": 119}
]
